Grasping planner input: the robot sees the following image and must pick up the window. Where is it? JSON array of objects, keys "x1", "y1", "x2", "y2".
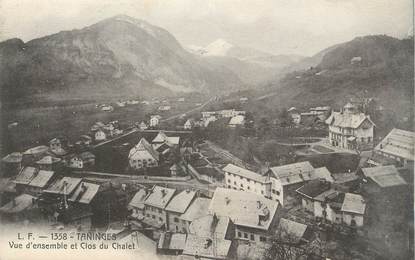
[
  {"x1": 146, "y1": 214, "x2": 150, "y2": 217},
  {"x1": 182, "y1": 227, "x2": 186, "y2": 233},
  {"x1": 159, "y1": 217, "x2": 163, "y2": 222},
  {"x1": 228, "y1": 179, "x2": 231, "y2": 183},
  {"x1": 260, "y1": 236, "x2": 267, "y2": 242},
  {"x1": 234, "y1": 181, "x2": 237, "y2": 185},
  {"x1": 228, "y1": 185, "x2": 231, "y2": 188},
  {"x1": 152, "y1": 215, "x2": 155, "y2": 219},
  {"x1": 276, "y1": 191, "x2": 280, "y2": 195},
  {"x1": 182, "y1": 220, "x2": 186, "y2": 224},
  {"x1": 174, "y1": 217, "x2": 179, "y2": 223},
  {"x1": 237, "y1": 232, "x2": 242, "y2": 237},
  {"x1": 240, "y1": 184, "x2": 244, "y2": 188},
  {"x1": 247, "y1": 186, "x2": 250, "y2": 190},
  {"x1": 261, "y1": 190, "x2": 264, "y2": 195},
  {"x1": 244, "y1": 233, "x2": 248, "y2": 239},
  {"x1": 175, "y1": 226, "x2": 178, "y2": 232},
  {"x1": 250, "y1": 234, "x2": 255, "y2": 241},
  {"x1": 158, "y1": 209, "x2": 162, "y2": 213}
]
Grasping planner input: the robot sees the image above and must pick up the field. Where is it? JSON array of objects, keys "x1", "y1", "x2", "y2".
[{"x1": 1, "y1": 95, "x2": 206, "y2": 157}]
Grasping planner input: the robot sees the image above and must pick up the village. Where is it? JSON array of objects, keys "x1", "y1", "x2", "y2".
[{"x1": 0, "y1": 95, "x2": 413, "y2": 260}]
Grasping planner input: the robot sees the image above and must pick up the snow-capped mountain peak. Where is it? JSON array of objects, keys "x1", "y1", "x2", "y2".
[{"x1": 204, "y1": 39, "x2": 234, "y2": 56}]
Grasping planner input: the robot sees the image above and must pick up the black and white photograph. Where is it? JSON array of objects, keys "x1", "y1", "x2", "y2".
[{"x1": 0, "y1": 0, "x2": 413, "y2": 259}]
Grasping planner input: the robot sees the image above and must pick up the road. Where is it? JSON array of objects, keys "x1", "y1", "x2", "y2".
[{"x1": 161, "y1": 97, "x2": 215, "y2": 122}]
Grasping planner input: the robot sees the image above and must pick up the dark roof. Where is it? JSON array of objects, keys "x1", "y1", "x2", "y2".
[
  {"x1": 196, "y1": 167, "x2": 224, "y2": 180},
  {"x1": 296, "y1": 179, "x2": 332, "y2": 199}
]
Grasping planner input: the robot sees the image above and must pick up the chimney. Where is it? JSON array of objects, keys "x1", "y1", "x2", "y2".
[
  {"x1": 257, "y1": 200, "x2": 262, "y2": 209},
  {"x1": 225, "y1": 197, "x2": 230, "y2": 205},
  {"x1": 121, "y1": 184, "x2": 127, "y2": 191},
  {"x1": 161, "y1": 189, "x2": 167, "y2": 197}
]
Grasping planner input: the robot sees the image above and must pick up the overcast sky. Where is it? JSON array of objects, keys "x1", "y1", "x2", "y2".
[{"x1": 0, "y1": 0, "x2": 412, "y2": 56}]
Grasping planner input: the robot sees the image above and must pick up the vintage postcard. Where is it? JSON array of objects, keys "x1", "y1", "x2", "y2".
[{"x1": 0, "y1": 0, "x2": 413, "y2": 259}]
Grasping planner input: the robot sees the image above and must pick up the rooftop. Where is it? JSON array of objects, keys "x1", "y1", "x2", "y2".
[
  {"x1": 277, "y1": 218, "x2": 309, "y2": 243},
  {"x1": 23, "y1": 145, "x2": 49, "y2": 155},
  {"x1": 183, "y1": 234, "x2": 231, "y2": 260},
  {"x1": 189, "y1": 214, "x2": 231, "y2": 240},
  {"x1": 129, "y1": 138, "x2": 159, "y2": 161},
  {"x1": 313, "y1": 167, "x2": 334, "y2": 182},
  {"x1": 228, "y1": 115, "x2": 245, "y2": 125},
  {"x1": 128, "y1": 189, "x2": 147, "y2": 210},
  {"x1": 14, "y1": 167, "x2": 38, "y2": 185},
  {"x1": 269, "y1": 161, "x2": 315, "y2": 186},
  {"x1": 69, "y1": 182, "x2": 100, "y2": 204},
  {"x1": 144, "y1": 185, "x2": 176, "y2": 209},
  {"x1": 28, "y1": 170, "x2": 54, "y2": 188},
  {"x1": 43, "y1": 177, "x2": 82, "y2": 195},
  {"x1": 374, "y1": 128, "x2": 414, "y2": 161},
  {"x1": 180, "y1": 197, "x2": 211, "y2": 222},
  {"x1": 2, "y1": 152, "x2": 22, "y2": 163},
  {"x1": 341, "y1": 193, "x2": 366, "y2": 215},
  {"x1": 36, "y1": 155, "x2": 61, "y2": 165},
  {"x1": 165, "y1": 189, "x2": 196, "y2": 213},
  {"x1": 209, "y1": 188, "x2": 279, "y2": 230},
  {"x1": 325, "y1": 111, "x2": 374, "y2": 129},
  {"x1": 223, "y1": 164, "x2": 265, "y2": 183},
  {"x1": 158, "y1": 232, "x2": 187, "y2": 251},
  {"x1": 362, "y1": 165, "x2": 407, "y2": 188}
]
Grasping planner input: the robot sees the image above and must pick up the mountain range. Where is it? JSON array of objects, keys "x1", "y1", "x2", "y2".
[{"x1": 0, "y1": 14, "x2": 413, "y2": 116}]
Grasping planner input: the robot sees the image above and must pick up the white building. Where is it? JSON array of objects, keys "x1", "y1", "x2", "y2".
[
  {"x1": 94, "y1": 129, "x2": 107, "y2": 141},
  {"x1": 184, "y1": 119, "x2": 195, "y2": 130},
  {"x1": 228, "y1": 115, "x2": 245, "y2": 128},
  {"x1": 128, "y1": 138, "x2": 159, "y2": 170},
  {"x1": 325, "y1": 103, "x2": 375, "y2": 150},
  {"x1": 150, "y1": 115, "x2": 161, "y2": 127},
  {"x1": 369, "y1": 128, "x2": 414, "y2": 168}
]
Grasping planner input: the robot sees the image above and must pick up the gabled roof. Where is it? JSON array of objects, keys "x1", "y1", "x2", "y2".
[
  {"x1": 189, "y1": 214, "x2": 231, "y2": 239},
  {"x1": 43, "y1": 177, "x2": 82, "y2": 195},
  {"x1": 129, "y1": 138, "x2": 159, "y2": 161},
  {"x1": 0, "y1": 194, "x2": 37, "y2": 214},
  {"x1": 158, "y1": 232, "x2": 186, "y2": 251},
  {"x1": 23, "y1": 145, "x2": 49, "y2": 155},
  {"x1": 209, "y1": 188, "x2": 279, "y2": 230},
  {"x1": 128, "y1": 189, "x2": 147, "y2": 209},
  {"x1": 341, "y1": 193, "x2": 366, "y2": 215},
  {"x1": 0, "y1": 178, "x2": 16, "y2": 193},
  {"x1": 325, "y1": 111, "x2": 375, "y2": 129},
  {"x1": 79, "y1": 152, "x2": 95, "y2": 160},
  {"x1": 180, "y1": 197, "x2": 211, "y2": 222},
  {"x1": 69, "y1": 182, "x2": 100, "y2": 204},
  {"x1": 223, "y1": 164, "x2": 265, "y2": 183},
  {"x1": 269, "y1": 161, "x2": 315, "y2": 186},
  {"x1": 374, "y1": 128, "x2": 414, "y2": 161},
  {"x1": 362, "y1": 165, "x2": 407, "y2": 188},
  {"x1": 36, "y1": 155, "x2": 61, "y2": 165},
  {"x1": 228, "y1": 115, "x2": 245, "y2": 125},
  {"x1": 152, "y1": 131, "x2": 169, "y2": 143},
  {"x1": 183, "y1": 234, "x2": 232, "y2": 259},
  {"x1": 313, "y1": 167, "x2": 334, "y2": 182},
  {"x1": 28, "y1": 170, "x2": 54, "y2": 188},
  {"x1": 2, "y1": 152, "x2": 22, "y2": 163},
  {"x1": 277, "y1": 218, "x2": 309, "y2": 243},
  {"x1": 14, "y1": 167, "x2": 38, "y2": 185},
  {"x1": 144, "y1": 186, "x2": 176, "y2": 209},
  {"x1": 165, "y1": 189, "x2": 196, "y2": 213}
]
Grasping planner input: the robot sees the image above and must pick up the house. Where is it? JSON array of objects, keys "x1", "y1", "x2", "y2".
[
  {"x1": 219, "y1": 109, "x2": 245, "y2": 118},
  {"x1": 341, "y1": 193, "x2": 366, "y2": 227},
  {"x1": 95, "y1": 129, "x2": 107, "y2": 141},
  {"x1": 26, "y1": 170, "x2": 55, "y2": 195},
  {"x1": 267, "y1": 161, "x2": 317, "y2": 206},
  {"x1": 138, "y1": 121, "x2": 148, "y2": 130},
  {"x1": 201, "y1": 116, "x2": 218, "y2": 127},
  {"x1": 49, "y1": 138, "x2": 62, "y2": 150},
  {"x1": 79, "y1": 135, "x2": 93, "y2": 146},
  {"x1": 325, "y1": 102, "x2": 375, "y2": 150},
  {"x1": 91, "y1": 121, "x2": 105, "y2": 132},
  {"x1": 22, "y1": 145, "x2": 50, "y2": 165},
  {"x1": 43, "y1": 177, "x2": 83, "y2": 197},
  {"x1": 101, "y1": 105, "x2": 114, "y2": 112},
  {"x1": 209, "y1": 187, "x2": 280, "y2": 244},
  {"x1": 277, "y1": 218, "x2": 313, "y2": 244},
  {"x1": 202, "y1": 111, "x2": 218, "y2": 118},
  {"x1": 223, "y1": 163, "x2": 269, "y2": 197},
  {"x1": 128, "y1": 138, "x2": 159, "y2": 170},
  {"x1": 361, "y1": 165, "x2": 407, "y2": 193},
  {"x1": 143, "y1": 186, "x2": 176, "y2": 229},
  {"x1": 184, "y1": 119, "x2": 195, "y2": 130},
  {"x1": 1, "y1": 152, "x2": 22, "y2": 176},
  {"x1": 179, "y1": 197, "x2": 212, "y2": 233},
  {"x1": 183, "y1": 213, "x2": 234, "y2": 260},
  {"x1": 296, "y1": 181, "x2": 345, "y2": 224},
  {"x1": 228, "y1": 115, "x2": 245, "y2": 128},
  {"x1": 13, "y1": 167, "x2": 39, "y2": 193},
  {"x1": 165, "y1": 189, "x2": 197, "y2": 233},
  {"x1": 369, "y1": 128, "x2": 414, "y2": 168},
  {"x1": 158, "y1": 106, "x2": 171, "y2": 111},
  {"x1": 68, "y1": 182, "x2": 100, "y2": 205},
  {"x1": 150, "y1": 115, "x2": 162, "y2": 127},
  {"x1": 128, "y1": 189, "x2": 148, "y2": 220},
  {"x1": 240, "y1": 97, "x2": 249, "y2": 103},
  {"x1": 157, "y1": 232, "x2": 187, "y2": 255},
  {"x1": 69, "y1": 152, "x2": 95, "y2": 169},
  {"x1": 178, "y1": 97, "x2": 185, "y2": 102},
  {"x1": 35, "y1": 155, "x2": 62, "y2": 171},
  {"x1": 152, "y1": 131, "x2": 180, "y2": 146}
]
